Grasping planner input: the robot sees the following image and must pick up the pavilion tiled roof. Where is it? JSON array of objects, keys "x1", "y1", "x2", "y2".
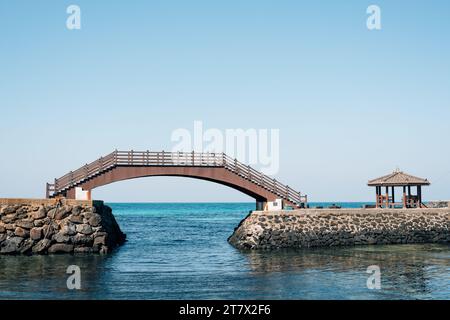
[{"x1": 368, "y1": 170, "x2": 430, "y2": 186}]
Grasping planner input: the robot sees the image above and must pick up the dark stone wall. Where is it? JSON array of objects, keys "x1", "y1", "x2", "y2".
[
  {"x1": 229, "y1": 208, "x2": 450, "y2": 250},
  {"x1": 0, "y1": 200, "x2": 125, "y2": 255}
]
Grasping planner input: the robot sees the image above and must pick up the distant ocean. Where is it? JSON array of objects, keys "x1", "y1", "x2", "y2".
[{"x1": 0, "y1": 202, "x2": 449, "y2": 300}]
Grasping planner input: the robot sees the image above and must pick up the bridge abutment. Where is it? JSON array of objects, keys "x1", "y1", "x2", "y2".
[{"x1": 66, "y1": 188, "x2": 92, "y2": 201}]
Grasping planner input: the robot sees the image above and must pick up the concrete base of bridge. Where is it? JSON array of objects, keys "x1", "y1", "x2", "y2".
[{"x1": 66, "y1": 188, "x2": 92, "y2": 201}]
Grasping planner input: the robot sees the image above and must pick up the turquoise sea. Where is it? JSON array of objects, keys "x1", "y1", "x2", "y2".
[{"x1": 0, "y1": 202, "x2": 449, "y2": 300}]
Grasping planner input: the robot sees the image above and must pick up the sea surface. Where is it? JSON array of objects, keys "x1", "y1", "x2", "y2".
[{"x1": 0, "y1": 202, "x2": 449, "y2": 300}]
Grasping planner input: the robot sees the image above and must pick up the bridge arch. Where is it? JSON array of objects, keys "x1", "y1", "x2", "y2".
[{"x1": 47, "y1": 151, "x2": 307, "y2": 210}]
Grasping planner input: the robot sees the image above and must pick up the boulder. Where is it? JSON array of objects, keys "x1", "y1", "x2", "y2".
[
  {"x1": 76, "y1": 224, "x2": 94, "y2": 235},
  {"x1": 42, "y1": 224, "x2": 56, "y2": 238},
  {"x1": 19, "y1": 239, "x2": 35, "y2": 254},
  {"x1": 55, "y1": 207, "x2": 70, "y2": 220},
  {"x1": 0, "y1": 225, "x2": 5, "y2": 233},
  {"x1": 1, "y1": 214, "x2": 18, "y2": 224},
  {"x1": 93, "y1": 235, "x2": 107, "y2": 246},
  {"x1": 47, "y1": 208, "x2": 58, "y2": 219},
  {"x1": 3, "y1": 223, "x2": 16, "y2": 230},
  {"x1": 88, "y1": 214, "x2": 102, "y2": 227},
  {"x1": 32, "y1": 207, "x2": 47, "y2": 219},
  {"x1": 16, "y1": 206, "x2": 29, "y2": 216},
  {"x1": 33, "y1": 219, "x2": 46, "y2": 227},
  {"x1": 48, "y1": 243, "x2": 74, "y2": 254},
  {"x1": 1, "y1": 205, "x2": 19, "y2": 215},
  {"x1": 71, "y1": 234, "x2": 93, "y2": 246},
  {"x1": 16, "y1": 220, "x2": 34, "y2": 230},
  {"x1": 72, "y1": 206, "x2": 82, "y2": 216},
  {"x1": 74, "y1": 247, "x2": 93, "y2": 254},
  {"x1": 14, "y1": 227, "x2": 29, "y2": 238},
  {"x1": 0, "y1": 237, "x2": 24, "y2": 254},
  {"x1": 83, "y1": 206, "x2": 96, "y2": 214},
  {"x1": 32, "y1": 239, "x2": 52, "y2": 253},
  {"x1": 53, "y1": 232, "x2": 70, "y2": 243},
  {"x1": 61, "y1": 223, "x2": 77, "y2": 236},
  {"x1": 69, "y1": 215, "x2": 84, "y2": 224},
  {"x1": 30, "y1": 228, "x2": 42, "y2": 241}
]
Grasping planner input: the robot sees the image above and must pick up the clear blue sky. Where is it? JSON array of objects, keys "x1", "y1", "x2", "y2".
[{"x1": 1, "y1": 1, "x2": 449, "y2": 202}]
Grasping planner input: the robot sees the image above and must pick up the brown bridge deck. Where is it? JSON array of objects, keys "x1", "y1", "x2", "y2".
[{"x1": 46, "y1": 150, "x2": 307, "y2": 209}]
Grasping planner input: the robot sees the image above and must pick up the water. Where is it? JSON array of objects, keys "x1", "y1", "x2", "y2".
[{"x1": 0, "y1": 203, "x2": 449, "y2": 300}]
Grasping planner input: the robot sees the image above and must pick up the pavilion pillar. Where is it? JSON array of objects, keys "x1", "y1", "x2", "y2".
[
  {"x1": 408, "y1": 186, "x2": 412, "y2": 208},
  {"x1": 375, "y1": 186, "x2": 379, "y2": 208},
  {"x1": 418, "y1": 186, "x2": 422, "y2": 208},
  {"x1": 385, "y1": 186, "x2": 389, "y2": 208},
  {"x1": 391, "y1": 186, "x2": 395, "y2": 204},
  {"x1": 403, "y1": 186, "x2": 407, "y2": 208}
]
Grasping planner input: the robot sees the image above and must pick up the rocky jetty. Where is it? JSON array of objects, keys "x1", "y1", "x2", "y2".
[
  {"x1": 228, "y1": 208, "x2": 450, "y2": 250},
  {"x1": 0, "y1": 200, "x2": 125, "y2": 255}
]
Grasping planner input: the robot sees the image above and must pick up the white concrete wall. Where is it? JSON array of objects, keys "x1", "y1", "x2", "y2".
[
  {"x1": 75, "y1": 187, "x2": 89, "y2": 201},
  {"x1": 267, "y1": 199, "x2": 283, "y2": 211}
]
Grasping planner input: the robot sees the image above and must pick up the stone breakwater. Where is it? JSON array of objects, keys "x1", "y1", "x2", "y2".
[
  {"x1": 0, "y1": 199, "x2": 125, "y2": 255},
  {"x1": 228, "y1": 208, "x2": 450, "y2": 250}
]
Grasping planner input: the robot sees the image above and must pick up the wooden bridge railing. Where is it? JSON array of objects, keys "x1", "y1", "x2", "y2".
[{"x1": 47, "y1": 150, "x2": 307, "y2": 206}]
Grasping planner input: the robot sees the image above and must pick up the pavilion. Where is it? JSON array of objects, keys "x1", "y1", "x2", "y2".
[{"x1": 368, "y1": 169, "x2": 430, "y2": 208}]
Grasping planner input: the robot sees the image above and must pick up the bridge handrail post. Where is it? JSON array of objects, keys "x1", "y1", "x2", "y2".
[
  {"x1": 162, "y1": 150, "x2": 165, "y2": 165},
  {"x1": 192, "y1": 151, "x2": 195, "y2": 166},
  {"x1": 114, "y1": 149, "x2": 118, "y2": 165}
]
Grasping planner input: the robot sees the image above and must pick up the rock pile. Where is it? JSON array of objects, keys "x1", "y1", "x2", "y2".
[
  {"x1": 228, "y1": 208, "x2": 450, "y2": 250},
  {"x1": 0, "y1": 201, "x2": 125, "y2": 255}
]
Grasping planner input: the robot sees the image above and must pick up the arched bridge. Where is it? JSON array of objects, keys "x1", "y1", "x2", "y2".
[{"x1": 46, "y1": 150, "x2": 307, "y2": 210}]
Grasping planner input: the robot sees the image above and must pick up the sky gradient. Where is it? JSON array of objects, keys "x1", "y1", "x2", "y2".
[{"x1": 1, "y1": 1, "x2": 450, "y2": 202}]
